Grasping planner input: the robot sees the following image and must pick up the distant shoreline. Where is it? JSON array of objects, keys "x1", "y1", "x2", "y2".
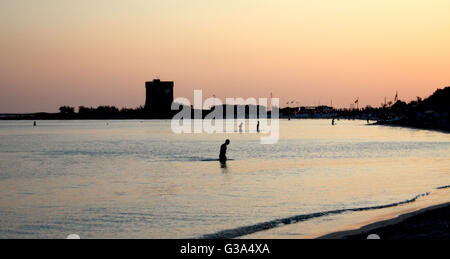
[
  {"x1": 375, "y1": 120, "x2": 450, "y2": 133},
  {"x1": 373, "y1": 122, "x2": 450, "y2": 134},
  {"x1": 0, "y1": 116, "x2": 362, "y2": 121},
  {"x1": 1, "y1": 116, "x2": 449, "y2": 135},
  {"x1": 318, "y1": 202, "x2": 450, "y2": 239}
]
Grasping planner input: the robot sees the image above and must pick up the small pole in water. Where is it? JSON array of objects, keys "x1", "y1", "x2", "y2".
[{"x1": 33, "y1": 121, "x2": 36, "y2": 127}]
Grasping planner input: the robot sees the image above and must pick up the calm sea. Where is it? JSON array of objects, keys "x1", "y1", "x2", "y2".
[{"x1": 0, "y1": 119, "x2": 449, "y2": 238}]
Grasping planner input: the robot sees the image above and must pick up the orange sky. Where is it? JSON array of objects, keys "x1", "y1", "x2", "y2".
[{"x1": 1, "y1": 0, "x2": 449, "y2": 113}]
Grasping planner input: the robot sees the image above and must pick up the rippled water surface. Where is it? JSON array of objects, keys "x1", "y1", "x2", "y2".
[{"x1": 0, "y1": 120, "x2": 449, "y2": 238}]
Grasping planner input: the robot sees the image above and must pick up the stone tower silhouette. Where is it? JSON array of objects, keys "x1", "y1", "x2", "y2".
[{"x1": 145, "y1": 79, "x2": 174, "y2": 118}]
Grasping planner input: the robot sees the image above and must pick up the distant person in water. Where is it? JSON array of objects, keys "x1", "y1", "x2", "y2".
[
  {"x1": 332, "y1": 118, "x2": 335, "y2": 126},
  {"x1": 257, "y1": 121, "x2": 260, "y2": 133},
  {"x1": 239, "y1": 122, "x2": 243, "y2": 133},
  {"x1": 33, "y1": 121, "x2": 36, "y2": 127},
  {"x1": 219, "y1": 139, "x2": 230, "y2": 165}
]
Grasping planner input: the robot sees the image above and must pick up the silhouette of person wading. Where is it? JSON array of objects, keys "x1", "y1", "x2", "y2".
[{"x1": 219, "y1": 139, "x2": 230, "y2": 166}]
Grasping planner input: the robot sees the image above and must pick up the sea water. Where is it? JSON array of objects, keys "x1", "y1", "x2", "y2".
[{"x1": 0, "y1": 120, "x2": 449, "y2": 238}]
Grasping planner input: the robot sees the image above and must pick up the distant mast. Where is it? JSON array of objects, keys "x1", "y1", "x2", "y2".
[
  {"x1": 354, "y1": 97, "x2": 359, "y2": 110},
  {"x1": 269, "y1": 92, "x2": 273, "y2": 112}
]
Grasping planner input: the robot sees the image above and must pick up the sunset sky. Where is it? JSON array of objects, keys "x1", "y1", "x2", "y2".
[{"x1": 1, "y1": 0, "x2": 449, "y2": 113}]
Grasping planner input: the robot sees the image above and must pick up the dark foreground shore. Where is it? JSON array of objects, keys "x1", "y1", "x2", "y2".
[{"x1": 319, "y1": 202, "x2": 450, "y2": 239}]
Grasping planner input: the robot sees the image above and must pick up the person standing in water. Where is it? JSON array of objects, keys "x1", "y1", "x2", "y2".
[
  {"x1": 219, "y1": 139, "x2": 230, "y2": 165},
  {"x1": 33, "y1": 121, "x2": 36, "y2": 127},
  {"x1": 257, "y1": 121, "x2": 260, "y2": 133}
]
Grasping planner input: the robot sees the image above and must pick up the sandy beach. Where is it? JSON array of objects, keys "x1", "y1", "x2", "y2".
[
  {"x1": 240, "y1": 187, "x2": 450, "y2": 239},
  {"x1": 319, "y1": 202, "x2": 450, "y2": 239}
]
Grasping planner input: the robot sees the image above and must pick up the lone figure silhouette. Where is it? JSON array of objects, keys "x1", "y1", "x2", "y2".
[{"x1": 219, "y1": 139, "x2": 230, "y2": 166}]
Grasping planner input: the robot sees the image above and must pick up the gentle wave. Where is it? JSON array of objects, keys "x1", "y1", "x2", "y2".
[
  {"x1": 200, "y1": 158, "x2": 235, "y2": 162},
  {"x1": 200, "y1": 192, "x2": 431, "y2": 239}
]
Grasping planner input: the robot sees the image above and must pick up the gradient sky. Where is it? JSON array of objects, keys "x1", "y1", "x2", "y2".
[{"x1": 1, "y1": 0, "x2": 449, "y2": 113}]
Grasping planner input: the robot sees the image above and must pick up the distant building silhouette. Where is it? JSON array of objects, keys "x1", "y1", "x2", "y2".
[{"x1": 145, "y1": 79, "x2": 174, "y2": 118}]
